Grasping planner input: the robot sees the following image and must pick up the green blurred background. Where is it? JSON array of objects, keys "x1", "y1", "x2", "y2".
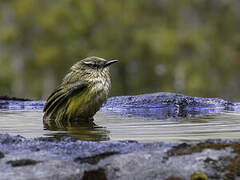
[{"x1": 0, "y1": 0, "x2": 240, "y2": 101}]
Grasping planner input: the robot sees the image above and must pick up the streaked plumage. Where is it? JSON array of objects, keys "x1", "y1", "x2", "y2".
[{"x1": 43, "y1": 56, "x2": 117, "y2": 128}]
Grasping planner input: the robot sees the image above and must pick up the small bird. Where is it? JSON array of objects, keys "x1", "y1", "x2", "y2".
[{"x1": 43, "y1": 56, "x2": 118, "y2": 128}]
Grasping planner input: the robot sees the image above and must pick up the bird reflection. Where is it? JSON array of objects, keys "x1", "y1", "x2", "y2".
[{"x1": 43, "y1": 118, "x2": 110, "y2": 141}]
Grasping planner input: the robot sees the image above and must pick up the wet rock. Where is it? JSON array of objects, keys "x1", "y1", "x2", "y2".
[
  {"x1": 82, "y1": 168, "x2": 107, "y2": 180},
  {"x1": 0, "y1": 134, "x2": 24, "y2": 144},
  {"x1": 0, "y1": 99, "x2": 44, "y2": 110},
  {"x1": 165, "y1": 177, "x2": 183, "y2": 180},
  {"x1": 102, "y1": 92, "x2": 238, "y2": 119},
  {"x1": 104, "y1": 147, "x2": 234, "y2": 180},
  {"x1": 7, "y1": 159, "x2": 40, "y2": 167},
  {"x1": 74, "y1": 152, "x2": 120, "y2": 165},
  {"x1": 1, "y1": 160, "x2": 84, "y2": 180},
  {"x1": 0, "y1": 133, "x2": 240, "y2": 179},
  {"x1": 0, "y1": 151, "x2": 4, "y2": 159}
]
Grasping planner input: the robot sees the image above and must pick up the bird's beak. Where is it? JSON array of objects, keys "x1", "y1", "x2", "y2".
[{"x1": 104, "y1": 60, "x2": 118, "y2": 67}]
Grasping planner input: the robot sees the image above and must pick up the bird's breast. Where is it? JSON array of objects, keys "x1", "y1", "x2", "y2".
[{"x1": 65, "y1": 77, "x2": 110, "y2": 120}]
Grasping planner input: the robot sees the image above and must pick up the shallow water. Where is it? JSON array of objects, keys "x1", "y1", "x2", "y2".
[{"x1": 0, "y1": 109, "x2": 240, "y2": 142}]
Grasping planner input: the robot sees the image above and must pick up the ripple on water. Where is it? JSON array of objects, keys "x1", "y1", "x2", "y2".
[{"x1": 0, "y1": 110, "x2": 240, "y2": 142}]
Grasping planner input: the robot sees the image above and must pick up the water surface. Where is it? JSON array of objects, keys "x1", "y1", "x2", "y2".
[{"x1": 0, "y1": 109, "x2": 240, "y2": 142}]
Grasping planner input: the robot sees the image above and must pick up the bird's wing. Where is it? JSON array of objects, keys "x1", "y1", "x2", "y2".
[
  {"x1": 43, "y1": 70, "x2": 88, "y2": 116},
  {"x1": 43, "y1": 83, "x2": 87, "y2": 117}
]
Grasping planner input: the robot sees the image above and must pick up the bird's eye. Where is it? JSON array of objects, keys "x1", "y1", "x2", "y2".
[
  {"x1": 91, "y1": 64, "x2": 98, "y2": 68},
  {"x1": 84, "y1": 62, "x2": 98, "y2": 68}
]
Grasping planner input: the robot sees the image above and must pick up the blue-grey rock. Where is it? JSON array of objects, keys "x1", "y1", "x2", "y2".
[{"x1": 0, "y1": 134, "x2": 239, "y2": 179}]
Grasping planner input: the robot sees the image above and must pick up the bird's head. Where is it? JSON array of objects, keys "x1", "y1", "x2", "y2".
[{"x1": 71, "y1": 56, "x2": 118, "y2": 72}]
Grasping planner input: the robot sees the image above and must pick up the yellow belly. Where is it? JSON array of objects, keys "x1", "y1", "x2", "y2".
[{"x1": 65, "y1": 87, "x2": 106, "y2": 120}]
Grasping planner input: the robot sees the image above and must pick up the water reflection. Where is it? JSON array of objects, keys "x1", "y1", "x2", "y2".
[{"x1": 43, "y1": 120, "x2": 110, "y2": 141}]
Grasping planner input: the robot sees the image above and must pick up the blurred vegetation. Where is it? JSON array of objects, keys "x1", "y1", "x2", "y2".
[{"x1": 0, "y1": 0, "x2": 240, "y2": 100}]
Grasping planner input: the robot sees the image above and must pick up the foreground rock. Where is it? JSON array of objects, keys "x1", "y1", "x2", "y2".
[{"x1": 0, "y1": 134, "x2": 239, "y2": 180}]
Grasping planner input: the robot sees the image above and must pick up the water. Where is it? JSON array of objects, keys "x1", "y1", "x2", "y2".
[{"x1": 0, "y1": 109, "x2": 240, "y2": 142}]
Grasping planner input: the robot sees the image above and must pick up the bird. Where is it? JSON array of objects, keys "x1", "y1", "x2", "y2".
[{"x1": 43, "y1": 56, "x2": 118, "y2": 128}]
